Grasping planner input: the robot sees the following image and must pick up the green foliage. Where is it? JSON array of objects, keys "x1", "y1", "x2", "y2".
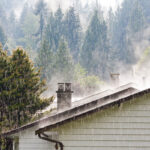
[
  {"x1": 64, "y1": 6, "x2": 81, "y2": 60},
  {"x1": 109, "y1": 0, "x2": 145, "y2": 69},
  {"x1": 36, "y1": 38, "x2": 74, "y2": 82},
  {"x1": 74, "y1": 63, "x2": 87, "y2": 84},
  {"x1": 0, "y1": 138, "x2": 6, "y2": 150},
  {"x1": 20, "y1": 10, "x2": 39, "y2": 51},
  {"x1": 0, "y1": 46, "x2": 51, "y2": 129},
  {"x1": 53, "y1": 7, "x2": 64, "y2": 49},
  {"x1": 35, "y1": 0, "x2": 47, "y2": 43},
  {"x1": 73, "y1": 64, "x2": 102, "y2": 95},
  {"x1": 36, "y1": 39, "x2": 54, "y2": 80},
  {"x1": 0, "y1": 137, "x2": 13, "y2": 150},
  {"x1": 128, "y1": 1, "x2": 145, "y2": 33},
  {"x1": 54, "y1": 38, "x2": 74, "y2": 81},
  {"x1": 0, "y1": 44, "x2": 11, "y2": 129},
  {"x1": 45, "y1": 8, "x2": 64, "y2": 51},
  {"x1": 139, "y1": 0, "x2": 150, "y2": 23},
  {"x1": 80, "y1": 10, "x2": 109, "y2": 79},
  {"x1": 136, "y1": 46, "x2": 150, "y2": 70}
]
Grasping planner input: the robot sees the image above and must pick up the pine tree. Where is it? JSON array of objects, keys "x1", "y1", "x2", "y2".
[
  {"x1": 20, "y1": 3, "x2": 29, "y2": 25},
  {"x1": 53, "y1": 7, "x2": 64, "y2": 50},
  {"x1": 10, "y1": 48, "x2": 46, "y2": 125},
  {"x1": 110, "y1": 0, "x2": 144, "y2": 67},
  {"x1": 44, "y1": 7, "x2": 64, "y2": 51},
  {"x1": 0, "y1": 44, "x2": 10, "y2": 128},
  {"x1": 128, "y1": 1, "x2": 145, "y2": 34},
  {"x1": 107, "y1": 8, "x2": 115, "y2": 45},
  {"x1": 17, "y1": 3, "x2": 30, "y2": 43},
  {"x1": 64, "y1": 6, "x2": 81, "y2": 60},
  {"x1": 80, "y1": 10, "x2": 109, "y2": 79},
  {"x1": 139, "y1": 0, "x2": 150, "y2": 23},
  {"x1": 36, "y1": 39, "x2": 54, "y2": 81},
  {"x1": 0, "y1": 46, "x2": 51, "y2": 129},
  {"x1": 35, "y1": 0, "x2": 47, "y2": 43},
  {"x1": 20, "y1": 10, "x2": 39, "y2": 51},
  {"x1": 44, "y1": 13, "x2": 55, "y2": 50},
  {"x1": 54, "y1": 38, "x2": 74, "y2": 81},
  {"x1": 8, "y1": 11, "x2": 17, "y2": 38}
]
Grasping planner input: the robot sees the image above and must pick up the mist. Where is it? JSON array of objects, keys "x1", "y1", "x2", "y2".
[
  {"x1": 1, "y1": 0, "x2": 150, "y2": 98},
  {"x1": 13, "y1": 0, "x2": 123, "y2": 18}
]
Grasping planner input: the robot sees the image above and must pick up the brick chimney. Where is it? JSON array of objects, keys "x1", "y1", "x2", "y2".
[{"x1": 56, "y1": 83, "x2": 73, "y2": 111}]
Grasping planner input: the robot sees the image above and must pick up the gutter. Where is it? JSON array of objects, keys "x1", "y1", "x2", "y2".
[{"x1": 38, "y1": 133, "x2": 64, "y2": 150}]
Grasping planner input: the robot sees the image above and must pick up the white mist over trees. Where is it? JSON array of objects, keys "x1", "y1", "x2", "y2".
[{"x1": 0, "y1": 0, "x2": 150, "y2": 92}]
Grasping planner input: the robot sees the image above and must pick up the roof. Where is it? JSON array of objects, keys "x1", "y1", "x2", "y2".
[{"x1": 1, "y1": 83, "x2": 148, "y2": 138}]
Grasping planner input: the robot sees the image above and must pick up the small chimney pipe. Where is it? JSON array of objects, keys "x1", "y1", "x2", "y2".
[
  {"x1": 58, "y1": 83, "x2": 64, "y2": 92},
  {"x1": 56, "y1": 83, "x2": 73, "y2": 111},
  {"x1": 65, "y1": 83, "x2": 71, "y2": 91},
  {"x1": 110, "y1": 73, "x2": 120, "y2": 88}
]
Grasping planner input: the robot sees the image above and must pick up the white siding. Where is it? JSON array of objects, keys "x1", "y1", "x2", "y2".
[
  {"x1": 15, "y1": 126, "x2": 54, "y2": 150},
  {"x1": 49, "y1": 93, "x2": 150, "y2": 150}
]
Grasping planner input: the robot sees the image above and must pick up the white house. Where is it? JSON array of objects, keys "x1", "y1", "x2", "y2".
[{"x1": 1, "y1": 83, "x2": 150, "y2": 150}]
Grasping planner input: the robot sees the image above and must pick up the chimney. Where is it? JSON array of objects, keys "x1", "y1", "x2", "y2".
[
  {"x1": 142, "y1": 76, "x2": 146, "y2": 87},
  {"x1": 56, "y1": 83, "x2": 73, "y2": 111},
  {"x1": 110, "y1": 73, "x2": 120, "y2": 88}
]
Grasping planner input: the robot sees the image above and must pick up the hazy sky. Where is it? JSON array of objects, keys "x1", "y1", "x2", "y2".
[
  {"x1": 44, "y1": 0, "x2": 123, "y2": 11},
  {"x1": 81, "y1": 0, "x2": 123, "y2": 10},
  {"x1": 15, "y1": 0, "x2": 123, "y2": 18},
  {"x1": 98, "y1": 0, "x2": 123, "y2": 10}
]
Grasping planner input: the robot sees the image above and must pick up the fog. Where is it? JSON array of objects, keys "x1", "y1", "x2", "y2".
[
  {"x1": 14, "y1": 0, "x2": 123, "y2": 18},
  {"x1": 3, "y1": 0, "x2": 150, "y2": 97}
]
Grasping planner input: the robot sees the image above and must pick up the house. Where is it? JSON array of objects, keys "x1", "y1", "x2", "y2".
[{"x1": 1, "y1": 82, "x2": 150, "y2": 150}]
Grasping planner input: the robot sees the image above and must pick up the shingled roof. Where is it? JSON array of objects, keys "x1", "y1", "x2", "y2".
[{"x1": 1, "y1": 83, "x2": 146, "y2": 137}]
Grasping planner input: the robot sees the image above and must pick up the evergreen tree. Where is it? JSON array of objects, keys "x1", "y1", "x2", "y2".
[
  {"x1": 8, "y1": 11, "x2": 17, "y2": 38},
  {"x1": 64, "y1": 6, "x2": 81, "y2": 60},
  {"x1": 35, "y1": 0, "x2": 47, "y2": 43},
  {"x1": 73, "y1": 63, "x2": 102, "y2": 95},
  {"x1": 20, "y1": 3, "x2": 29, "y2": 25},
  {"x1": 36, "y1": 39, "x2": 54, "y2": 81},
  {"x1": 0, "y1": 44, "x2": 10, "y2": 128},
  {"x1": 16, "y1": 3, "x2": 30, "y2": 42},
  {"x1": 80, "y1": 10, "x2": 109, "y2": 79},
  {"x1": 0, "y1": 47, "x2": 50, "y2": 128},
  {"x1": 53, "y1": 7, "x2": 64, "y2": 50},
  {"x1": 45, "y1": 7, "x2": 64, "y2": 51},
  {"x1": 128, "y1": 1, "x2": 145, "y2": 34},
  {"x1": 44, "y1": 13, "x2": 55, "y2": 50},
  {"x1": 20, "y1": 10, "x2": 39, "y2": 51},
  {"x1": 10, "y1": 48, "x2": 46, "y2": 125},
  {"x1": 110, "y1": 0, "x2": 145, "y2": 68},
  {"x1": 107, "y1": 8, "x2": 115, "y2": 45},
  {"x1": 54, "y1": 38, "x2": 74, "y2": 81},
  {"x1": 139, "y1": 0, "x2": 150, "y2": 23}
]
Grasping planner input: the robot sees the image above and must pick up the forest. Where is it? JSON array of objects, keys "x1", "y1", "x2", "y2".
[{"x1": 0, "y1": 0, "x2": 150, "y2": 138}]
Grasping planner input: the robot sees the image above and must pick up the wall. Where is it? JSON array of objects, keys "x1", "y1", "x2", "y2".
[
  {"x1": 14, "y1": 126, "x2": 53, "y2": 150},
  {"x1": 50, "y1": 93, "x2": 150, "y2": 150}
]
